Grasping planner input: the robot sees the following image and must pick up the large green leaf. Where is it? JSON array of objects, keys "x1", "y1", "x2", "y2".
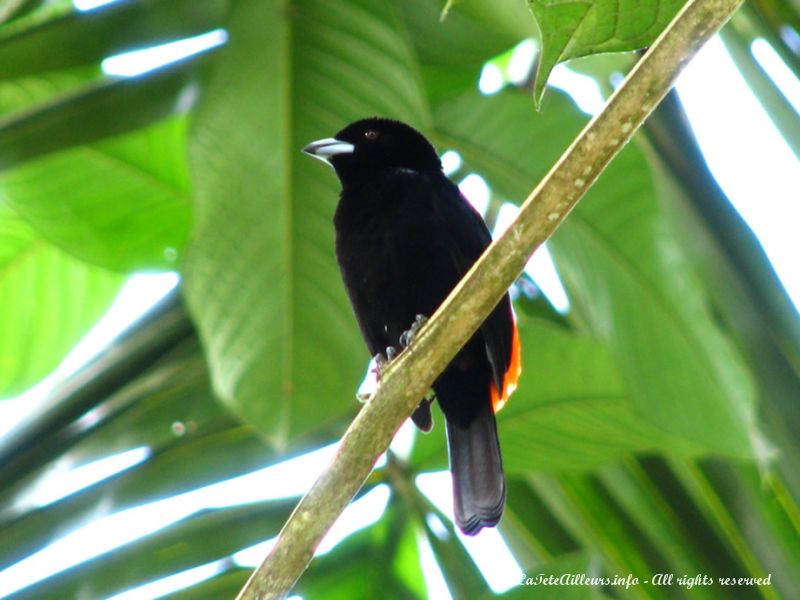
[
  {"x1": 0, "y1": 0, "x2": 229, "y2": 78},
  {"x1": 502, "y1": 319, "x2": 709, "y2": 472},
  {"x1": 0, "y1": 116, "x2": 191, "y2": 271},
  {"x1": 527, "y1": 474, "x2": 675, "y2": 600},
  {"x1": 644, "y1": 92, "x2": 800, "y2": 495},
  {"x1": 0, "y1": 204, "x2": 122, "y2": 397},
  {"x1": 527, "y1": 0, "x2": 685, "y2": 102},
  {"x1": 0, "y1": 66, "x2": 100, "y2": 116},
  {"x1": 0, "y1": 55, "x2": 207, "y2": 172},
  {"x1": 401, "y1": 0, "x2": 533, "y2": 70},
  {"x1": 433, "y1": 87, "x2": 756, "y2": 457},
  {"x1": 594, "y1": 462, "x2": 723, "y2": 597},
  {"x1": 702, "y1": 461, "x2": 800, "y2": 597},
  {"x1": 398, "y1": 0, "x2": 535, "y2": 102},
  {"x1": 183, "y1": 0, "x2": 429, "y2": 445},
  {"x1": 666, "y1": 460, "x2": 781, "y2": 595},
  {"x1": 0, "y1": 32, "x2": 209, "y2": 273},
  {"x1": 411, "y1": 317, "x2": 706, "y2": 473}
]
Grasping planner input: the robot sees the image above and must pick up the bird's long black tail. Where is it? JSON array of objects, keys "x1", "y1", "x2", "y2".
[{"x1": 446, "y1": 403, "x2": 505, "y2": 535}]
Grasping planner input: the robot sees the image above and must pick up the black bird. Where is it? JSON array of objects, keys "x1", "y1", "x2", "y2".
[{"x1": 303, "y1": 118, "x2": 521, "y2": 535}]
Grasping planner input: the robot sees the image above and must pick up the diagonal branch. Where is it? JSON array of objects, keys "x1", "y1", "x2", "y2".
[{"x1": 236, "y1": 0, "x2": 744, "y2": 597}]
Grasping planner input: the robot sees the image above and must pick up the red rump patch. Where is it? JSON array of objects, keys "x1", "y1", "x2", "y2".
[{"x1": 490, "y1": 321, "x2": 521, "y2": 413}]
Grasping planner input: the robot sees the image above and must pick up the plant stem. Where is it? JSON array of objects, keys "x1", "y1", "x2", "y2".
[{"x1": 235, "y1": 0, "x2": 744, "y2": 597}]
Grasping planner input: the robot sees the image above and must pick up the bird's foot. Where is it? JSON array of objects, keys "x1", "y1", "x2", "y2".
[
  {"x1": 400, "y1": 314, "x2": 428, "y2": 348},
  {"x1": 357, "y1": 318, "x2": 425, "y2": 403},
  {"x1": 373, "y1": 346, "x2": 399, "y2": 377},
  {"x1": 357, "y1": 347, "x2": 398, "y2": 403},
  {"x1": 356, "y1": 347, "x2": 399, "y2": 403}
]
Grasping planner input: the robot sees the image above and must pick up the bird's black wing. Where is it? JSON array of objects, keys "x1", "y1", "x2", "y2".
[{"x1": 427, "y1": 175, "x2": 514, "y2": 394}]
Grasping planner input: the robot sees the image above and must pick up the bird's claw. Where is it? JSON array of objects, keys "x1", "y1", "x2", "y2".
[
  {"x1": 363, "y1": 317, "x2": 426, "y2": 402},
  {"x1": 400, "y1": 314, "x2": 428, "y2": 348},
  {"x1": 372, "y1": 346, "x2": 399, "y2": 378},
  {"x1": 359, "y1": 347, "x2": 399, "y2": 403}
]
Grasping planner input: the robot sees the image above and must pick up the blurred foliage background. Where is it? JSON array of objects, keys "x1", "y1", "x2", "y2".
[{"x1": 0, "y1": 0, "x2": 798, "y2": 598}]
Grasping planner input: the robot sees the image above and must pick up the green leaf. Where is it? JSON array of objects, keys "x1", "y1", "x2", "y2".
[
  {"x1": 399, "y1": 0, "x2": 534, "y2": 73},
  {"x1": 0, "y1": 33, "x2": 204, "y2": 273},
  {"x1": 398, "y1": 0, "x2": 535, "y2": 106},
  {"x1": 0, "y1": 116, "x2": 191, "y2": 271},
  {"x1": 666, "y1": 460, "x2": 779, "y2": 591},
  {"x1": 411, "y1": 317, "x2": 706, "y2": 473},
  {"x1": 594, "y1": 461, "x2": 722, "y2": 597},
  {"x1": 0, "y1": 55, "x2": 207, "y2": 171},
  {"x1": 528, "y1": 474, "x2": 674, "y2": 600},
  {"x1": 527, "y1": 0, "x2": 684, "y2": 102},
  {"x1": 644, "y1": 92, "x2": 800, "y2": 488},
  {"x1": 433, "y1": 87, "x2": 756, "y2": 457},
  {"x1": 0, "y1": 0, "x2": 229, "y2": 78},
  {"x1": 503, "y1": 319, "x2": 710, "y2": 472},
  {"x1": 502, "y1": 476, "x2": 580, "y2": 566},
  {"x1": 712, "y1": 463, "x2": 800, "y2": 597},
  {"x1": 183, "y1": 0, "x2": 429, "y2": 445},
  {"x1": 0, "y1": 204, "x2": 122, "y2": 397},
  {"x1": 0, "y1": 66, "x2": 100, "y2": 116},
  {"x1": 553, "y1": 166, "x2": 756, "y2": 456}
]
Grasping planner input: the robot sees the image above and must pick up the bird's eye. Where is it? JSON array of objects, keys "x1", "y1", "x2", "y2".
[{"x1": 364, "y1": 130, "x2": 379, "y2": 140}]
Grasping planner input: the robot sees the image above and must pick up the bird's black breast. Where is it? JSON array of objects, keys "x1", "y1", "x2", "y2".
[{"x1": 333, "y1": 169, "x2": 466, "y2": 355}]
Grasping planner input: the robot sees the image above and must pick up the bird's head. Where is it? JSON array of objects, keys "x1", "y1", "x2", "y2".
[{"x1": 303, "y1": 118, "x2": 441, "y2": 185}]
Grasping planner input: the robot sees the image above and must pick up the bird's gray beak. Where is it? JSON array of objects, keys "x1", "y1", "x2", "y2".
[{"x1": 302, "y1": 137, "x2": 355, "y2": 165}]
